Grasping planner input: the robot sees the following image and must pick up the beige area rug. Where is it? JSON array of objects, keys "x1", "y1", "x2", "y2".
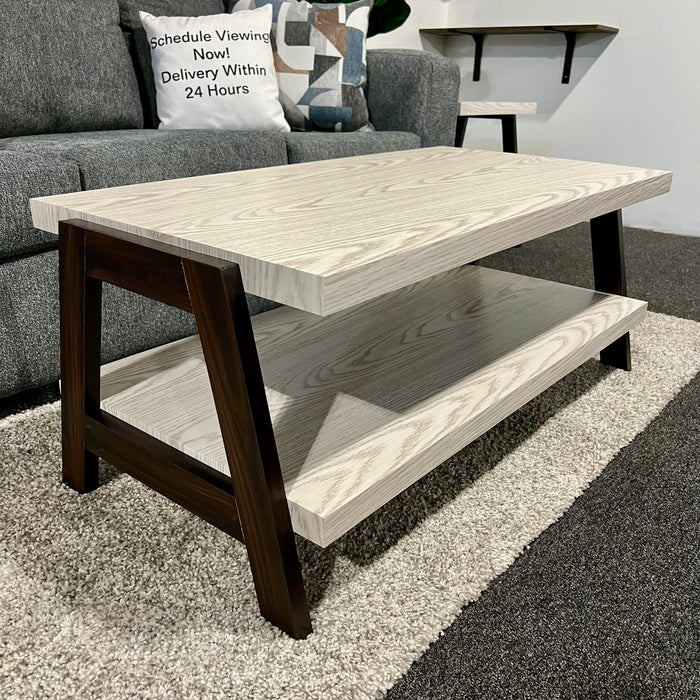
[{"x1": 1, "y1": 312, "x2": 699, "y2": 700}]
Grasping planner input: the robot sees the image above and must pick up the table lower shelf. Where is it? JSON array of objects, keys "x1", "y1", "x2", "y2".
[{"x1": 100, "y1": 265, "x2": 646, "y2": 547}]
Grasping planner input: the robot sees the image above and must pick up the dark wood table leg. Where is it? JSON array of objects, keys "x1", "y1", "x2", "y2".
[
  {"x1": 455, "y1": 115, "x2": 468, "y2": 147},
  {"x1": 501, "y1": 115, "x2": 518, "y2": 153},
  {"x1": 590, "y1": 209, "x2": 632, "y2": 370},
  {"x1": 59, "y1": 222, "x2": 102, "y2": 492},
  {"x1": 57, "y1": 222, "x2": 311, "y2": 637},
  {"x1": 183, "y1": 260, "x2": 312, "y2": 639}
]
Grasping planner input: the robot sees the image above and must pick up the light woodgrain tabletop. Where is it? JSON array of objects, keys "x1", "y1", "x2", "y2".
[
  {"x1": 31, "y1": 147, "x2": 671, "y2": 315},
  {"x1": 460, "y1": 101, "x2": 537, "y2": 116}
]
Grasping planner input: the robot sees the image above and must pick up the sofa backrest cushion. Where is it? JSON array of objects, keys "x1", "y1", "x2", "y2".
[
  {"x1": 0, "y1": 0, "x2": 144, "y2": 138},
  {"x1": 119, "y1": 0, "x2": 227, "y2": 127}
]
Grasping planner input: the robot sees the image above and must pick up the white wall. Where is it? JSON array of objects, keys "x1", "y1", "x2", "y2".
[
  {"x1": 366, "y1": 0, "x2": 448, "y2": 50},
  {"x1": 371, "y1": 0, "x2": 700, "y2": 236}
]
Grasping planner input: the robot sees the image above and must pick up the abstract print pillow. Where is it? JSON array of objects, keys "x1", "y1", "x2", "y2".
[{"x1": 231, "y1": 0, "x2": 372, "y2": 132}]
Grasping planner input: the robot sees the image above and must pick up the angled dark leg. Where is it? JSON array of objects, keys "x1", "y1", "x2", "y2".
[
  {"x1": 501, "y1": 115, "x2": 518, "y2": 153},
  {"x1": 455, "y1": 115, "x2": 469, "y2": 147},
  {"x1": 57, "y1": 221, "x2": 310, "y2": 637},
  {"x1": 183, "y1": 260, "x2": 312, "y2": 640},
  {"x1": 59, "y1": 222, "x2": 102, "y2": 492},
  {"x1": 471, "y1": 33, "x2": 484, "y2": 81},
  {"x1": 590, "y1": 209, "x2": 632, "y2": 370}
]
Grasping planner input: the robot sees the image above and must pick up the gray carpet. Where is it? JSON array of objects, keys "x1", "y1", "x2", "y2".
[
  {"x1": 386, "y1": 225, "x2": 700, "y2": 699},
  {"x1": 478, "y1": 224, "x2": 700, "y2": 322},
  {"x1": 386, "y1": 364, "x2": 700, "y2": 700},
  {"x1": 0, "y1": 225, "x2": 698, "y2": 699}
]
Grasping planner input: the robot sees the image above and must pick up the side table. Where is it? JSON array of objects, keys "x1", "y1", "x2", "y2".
[{"x1": 456, "y1": 101, "x2": 537, "y2": 152}]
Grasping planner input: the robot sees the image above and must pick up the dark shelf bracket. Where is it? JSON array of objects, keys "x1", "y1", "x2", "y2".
[
  {"x1": 464, "y1": 28, "x2": 586, "y2": 84},
  {"x1": 546, "y1": 28, "x2": 578, "y2": 83},
  {"x1": 563, "y1": 31, "x2": 577, "y2": 83}
]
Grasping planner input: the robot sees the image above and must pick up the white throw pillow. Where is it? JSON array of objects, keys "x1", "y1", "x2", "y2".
[{"x1": 139, "y1": 7, "x2": 289, "y2": 131}]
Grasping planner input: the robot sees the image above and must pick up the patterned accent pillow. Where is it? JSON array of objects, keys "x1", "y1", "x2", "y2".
[{"x1": 231, "y1": 0, "x2": 372, "y2": 132}]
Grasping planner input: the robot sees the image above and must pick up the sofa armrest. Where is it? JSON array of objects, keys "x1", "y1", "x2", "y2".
[{"x1": 366, "y1": 49, "x2": 460, "y2": 147}]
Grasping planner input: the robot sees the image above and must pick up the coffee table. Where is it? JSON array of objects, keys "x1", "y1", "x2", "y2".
[{"x1": 31, "y1": 147, "x2": 671, "y2": 638}]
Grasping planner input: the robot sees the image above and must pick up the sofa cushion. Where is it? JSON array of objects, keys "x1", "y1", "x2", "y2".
[
  {"x1": 0, "y1": 0, "x2": 143, "y2": 138},
  {"x1": 2, "y1": 130, "x2": 289, "y2": 190},
  {"x1": 0, "y1": 151, "x2": 81, "y2": 260},
  {"x1": 119, "y1": 0, "x2": 228, "y2": 127},
  {"x1": 284, "y1": 131, "x2": 421, "y2": 164}
]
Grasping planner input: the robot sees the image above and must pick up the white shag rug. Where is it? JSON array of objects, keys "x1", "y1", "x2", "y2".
[{"x1": 1, "y1": 312, "x2": 699, "y2": 700}]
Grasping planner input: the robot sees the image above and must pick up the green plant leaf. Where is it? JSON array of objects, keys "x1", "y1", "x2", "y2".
[
  {"x1": 304, "y1": 0, "x2": 411, "y2": 37},
  {"x1": 367, "y1": 0, "x2": 411, "y2": 37}
]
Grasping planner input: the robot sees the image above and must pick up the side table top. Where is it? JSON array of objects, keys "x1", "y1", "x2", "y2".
[
  {"x1": 460, "y1": 101, "x2": 537, "y2": 116},
  {"x1": 31, "y1": 147, "x2": 671, "y2": 316}
]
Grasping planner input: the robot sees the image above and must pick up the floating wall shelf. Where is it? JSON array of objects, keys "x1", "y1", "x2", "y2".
[{"x1": 420, "y1": 25, "x2": 619, "y2": 84}]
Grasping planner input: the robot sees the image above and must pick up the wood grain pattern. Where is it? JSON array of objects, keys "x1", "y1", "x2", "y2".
[
  {"x1": 460, "y1": 102, "x2": 537, "y2": 116},
  {"x1": 31, "y1": 147, "x2": 671, "y2": 316},
  {"x1": 100, "y1": 265, "x2": 647, "y2": 547},
  {"x1": 421, "y1": 25, "x2": 619, "y2": 36}
]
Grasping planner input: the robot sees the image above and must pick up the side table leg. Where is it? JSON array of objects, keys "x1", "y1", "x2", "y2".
[
  {"x1": 590, "y1": 209, "x2": 632, "y2": 370},
  {"x1": 455, "y1": 115, "x2": 469, "y2": 148},
  {"x1": 501, "y1": 115, "x2": 518, "y2": 153},
  {"x1": 58, "y1": 222, "x2": 102, "y2": 492},
  {"x1": 183, "y1": 260, "x2": 312, "y2": 639}
]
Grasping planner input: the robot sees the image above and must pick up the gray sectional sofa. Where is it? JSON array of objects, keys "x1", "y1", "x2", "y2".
[{"x1": 0, "y1": 0, "x2": 460, "y2": 400}]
